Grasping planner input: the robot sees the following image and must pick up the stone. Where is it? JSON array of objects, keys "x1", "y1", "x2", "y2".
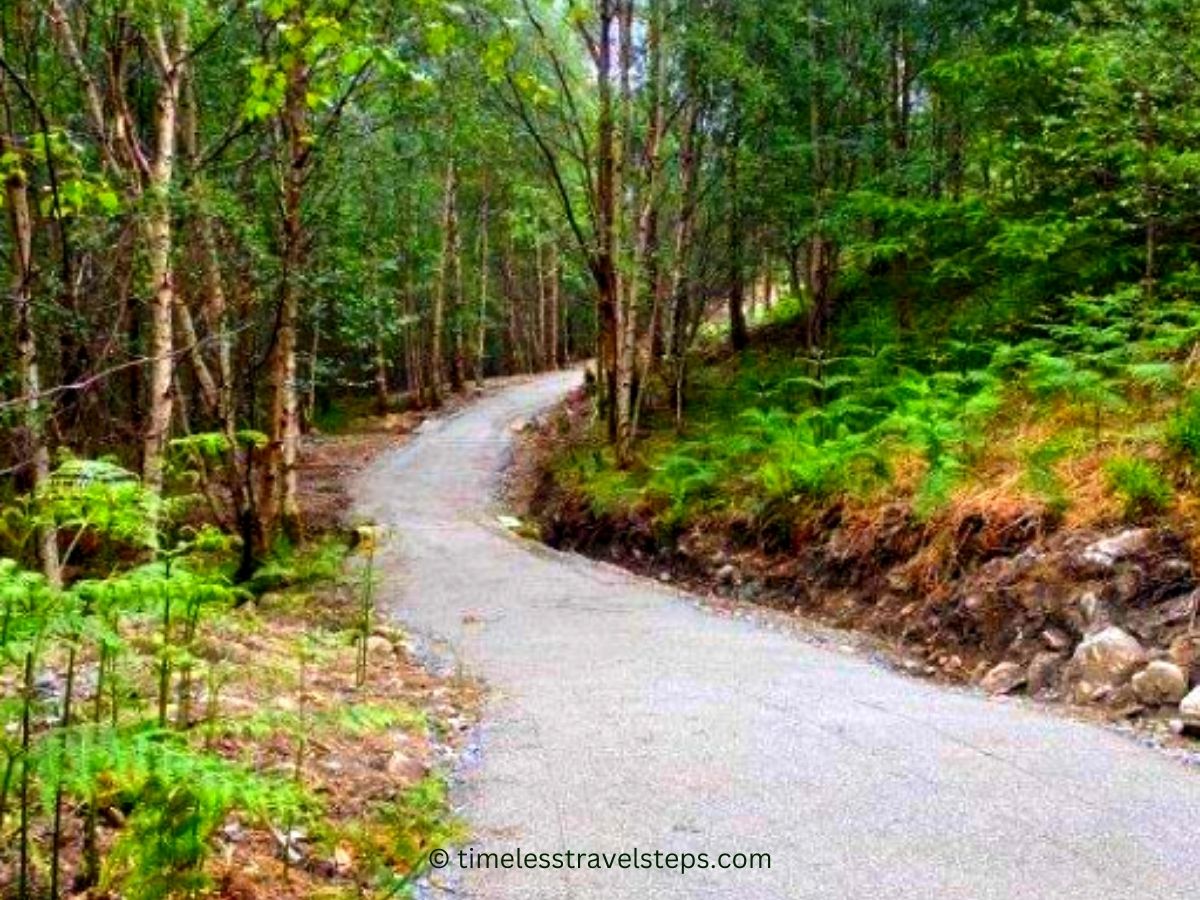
[
  {"x1": 385, "y1": 750, "x2": 426, "y2": 781},
  {"x1": 1168, "y1": 633, "x2": 1200, "y2": 681},
  {"x1": 366, "y1": 635, "x2": 394, "y2": 656},
  {"x1": 1027, "y1": 652, "x2": 1066, "y2": 697},
  {"x1": 737, "y1": 580, "x2": 764, "y2": 602},
  {"x1": 980, "y1": 661, "x2": 1026, "y2": 695},
  {"x1": 1070, "y1": 627, "x2": 1147, "y2": 690},
  {"x1": 1131, "y1": 661, "x2": 1189, "y2": 706},
  {"x1": 1180, "y1": 686, "x2": 1200, "y2": 722},
  {"x1": 1041, "y1": 627, "x2": 1072, "y2": 652},
  {"x1": 1080, "y1": 529, "x2": 1153, "y2": 569},
  {"x1": 272, "y1": 827, "x2": 307, "y2": 865},
  {"x1": 715, "y1": 564, "x2": 737, "y2": 584},
  {"x1": 1077, "y1": 591, "x2": 1110, "y2": 633}
]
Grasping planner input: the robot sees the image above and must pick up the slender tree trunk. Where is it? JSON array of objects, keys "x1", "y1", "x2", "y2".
[
  {"x1": 726, "y1": 112, "x2": 749, "y2": 352},
  {"x1": 548, "y1": 241, "x2": 561, "y2": 368},
  {"x1": 630, "y1": 0, "x2": 667, "y2": 441},
  {"x1": 142, "y1": 21, "x2": 183, "y2": 497},
  {"x1": 430, "y1": 158, "x2": 456, "y2": 406},
  {"x1": 804, "y1": 0, "x2": 836, "y2": 348},
  {"x1": 612, "y1": 0, "x2": 638, "y2": 464},
  {"x1": 262, "y1": 34, "x2": 309, "y2": 545},
  {"x1": 373, "y1": 307, "x2": 389, "y2": 413},
  {"x1": 595, "y1": 0, "x2": 621, "y2": 444},
  {"x1": 181, "y1": 62, "x2": 234, "y2": 432},
  {"x1": 668, "y1": 100, "x2": 701, "y2": 426},
  {"x1": 535, "y1": 238, "x2": 548, "y2": 369},
  {"x1": 476, "y1": 183, "x2": 490, "y2": 386},
  {"x1": 503, "y1": 235, "x2": 523, "y2": 373},
  {"x1": 2, "y1": 132, "x2": 61, "y2": 586}
]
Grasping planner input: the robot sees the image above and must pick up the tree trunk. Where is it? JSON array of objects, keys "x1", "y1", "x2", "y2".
[
  {"x1": 2, "y1": 133, "x2": 61, "y2": 586},
  {"x1": 726, "y1": 113, "x2": 748, "y2": 352},
  {"x1": 595, "y1": 0, "x2": 621, "y2": 445},
  {"x1": 804, "y1": 0, "x2": 836, "y2": 348},
  {"x1": 667, "y1": 99, "x2": 702, "y2": 427},
  {"x1": 612, "y1": 0, "x2": 637, "y2": 464},
  {"x1": 548, "y1": 241, "x2": 561, "y2": 368},
  {"x1": 261, "y1": 34, "x2": 308, "y2": 546},
  {"x1": 450, "y1": 169, "x2": 466, "y2": 392},
  {"x1": 476, "y1": 184, "x2": 490, "y2": 386},
  {"x1": 535, "y1": 238, "x2": 548, "y2": 369},
  {"x1": 430, "y1": 158, "x2": 455, "y2": 406},
  {"x1": 141, "y1": 22, "x2": 183, "y2": 497}
]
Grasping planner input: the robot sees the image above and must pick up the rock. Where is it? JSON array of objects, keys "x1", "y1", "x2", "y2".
[
  {"x1": 980, "y1": 661, "x2": 1026, "y2": 695},
  {"x1": 715, "y1": 564, "x2": 737, "y2": 585},
  {"x1": 1180, "y1": 685, "x2": 1200, "y2": 722},
  {"x1": 271, "y1": 827, "x2": 307, "y2": 865},
  {"x1": 1131, "y1": 661, "x2": 1189, "y2": 706},
  {"x1": 1080, "y1": 529, "x2": 1153, "y2": 569},
  {"x1": 1077, "y1": 591, "x2": 1111, "y2": 633},
  {"x1": 1070, "y1": 627, "x2": 1147, "y2": 691},
  {"x1": 385, "y1": 750, "x2": 426, "y2": 781},
  {"x1": 508, "y1": 417, "x2": 530, "y2": 433},
  {"x1": 366, "y1": 635, "x2": 394, "y2": 656},
  {"x1": 1041, "y1": 627, "x2": 1072, "y2": 652},
  {"x1": 1168, "y1": 633, "x2": 1200, "y2": 681},
  {"x1": 658, "y1": 571, "x2": 672, "y2": 582},
  {"x1": 34, "y1": 672, "x2": 62, "y2": 702},
  {"x1": 1027, "y1": 652, "x2": 1066, "y2": 697},
  {"x1": 737, "y1": 580, "x2": 764, "y2": 602}
]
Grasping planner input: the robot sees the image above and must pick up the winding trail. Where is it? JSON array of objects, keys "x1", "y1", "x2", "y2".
[{"x1": 354, "y1": 371, "x2": 1200, "y2": 899}]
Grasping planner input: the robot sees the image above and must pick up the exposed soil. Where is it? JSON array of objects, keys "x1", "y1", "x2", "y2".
[{"x1": 509, "y1": 390, "x2": 1200, "y2": 751}]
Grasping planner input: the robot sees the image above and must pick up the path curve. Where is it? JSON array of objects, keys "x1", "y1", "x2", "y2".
[{"x1": 354, "y1": 371, "x2": 1200, "y2": 899}]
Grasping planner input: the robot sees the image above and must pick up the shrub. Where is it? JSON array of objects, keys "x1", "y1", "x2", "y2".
[
  {"x1": 1103, "y1": 456, "x2": 1172, "y2": 519},
  {"x1": 1166, "y1": 391, "x2": 1200, "y2": 462}
]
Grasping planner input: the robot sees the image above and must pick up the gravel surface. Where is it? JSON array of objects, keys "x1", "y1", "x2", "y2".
[{"x1": 354, "y1": 370, "x2": 1200, "y2": 899}]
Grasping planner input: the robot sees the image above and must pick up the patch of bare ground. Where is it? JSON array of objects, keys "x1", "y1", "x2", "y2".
[{"x1": 508, "y1": 392, "x2": 1200, "y2": 759}]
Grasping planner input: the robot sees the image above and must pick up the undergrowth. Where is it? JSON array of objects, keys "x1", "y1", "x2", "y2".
[
  {"x1": 0, "y1": 444, "x2": 461, "y2": 898},
  {"x1": 555, "y1": 287, "x2": 1200, "y2": 537}
]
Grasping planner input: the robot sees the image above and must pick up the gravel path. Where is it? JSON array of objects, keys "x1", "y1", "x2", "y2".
[{"x1": 353, "y1": 370, "x2": 1200, "y2": 899}]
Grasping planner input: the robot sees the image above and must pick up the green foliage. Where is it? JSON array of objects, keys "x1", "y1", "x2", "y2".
[
  {"x1": 350, "y1": 775, "x2": 463, "y2": 893},
  {"x1": 1166, "y1": 392, "x2": 1200, "y2": 463},
  {"x1": 245, "y1": 535, "x2": 349, "y2": 595},
  {"x1": 1104, "y1": 457, "x2": 1172, "y2": 519},
  {"x1": 87, "y1": 733, "x2": 313, "y2": 899}
]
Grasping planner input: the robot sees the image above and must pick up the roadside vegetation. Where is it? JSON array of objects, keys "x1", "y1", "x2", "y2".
[
  {"x1": 554, "y1": 288, "x2": 1200, "y2": 538},
  {"x1": 0, "y1": 438, "x2": 472, "y2": 898}
]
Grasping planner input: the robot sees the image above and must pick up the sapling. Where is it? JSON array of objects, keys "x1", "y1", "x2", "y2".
[
  {"x1": 19, "y1": 646, "x2": 33, "y2": 900},
  {"x1": 50, "y1": 626, "x2": 79, "y2": 900},
  {"x1": 158, "y1": 578, "x2": 174, "y2": 729},
  {"x1": 354, "y1": 525, "x2": 379, "y2": 688}
]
